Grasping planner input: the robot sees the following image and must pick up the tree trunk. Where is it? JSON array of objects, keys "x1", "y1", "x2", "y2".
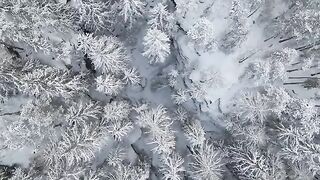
[
  {"x1": 279, "y1": 36, "x2": 296, "y2": 43},
  {"x1": 311, "y1": 72, "x2": 320, "y2": 76},
  {"x1": 283, "y1": 82, "x2": 304, "y2": 85},
  {"x1": 0, "y1": 111, "x2": 21, "y2": 116},
  {"x1": 287, "y1": 68, "x2": 300, "y2": 73}
]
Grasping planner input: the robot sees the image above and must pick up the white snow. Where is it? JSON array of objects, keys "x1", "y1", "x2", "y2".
[{"x1": 176, "y1": 0, "x2": 270, "y2": 115}]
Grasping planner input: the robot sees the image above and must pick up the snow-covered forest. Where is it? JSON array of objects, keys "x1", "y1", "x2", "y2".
[{"x1": 0, "y1": 0, "x2": 320, "y2": 179}]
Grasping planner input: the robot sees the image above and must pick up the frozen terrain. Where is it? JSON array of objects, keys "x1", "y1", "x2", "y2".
[{"x1": 0, "y1": 0, "x2": 320, "y2": 179}]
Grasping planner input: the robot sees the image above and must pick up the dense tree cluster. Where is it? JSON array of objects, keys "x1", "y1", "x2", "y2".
[{"x1": 0, "y1": 0, "x2": 320, "y2": 179}]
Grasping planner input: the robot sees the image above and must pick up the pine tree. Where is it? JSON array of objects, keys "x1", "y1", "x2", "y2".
[
  {"x1": 115, "y1": 0, "x2": 145, "y2": 25},
  {"x1": 172, "y1": 89, "x2": 190, "y2": 105},
  {"x1": 160, "y1": 153, "x2": 185, "y2": 180},
  {"x1": 20, "y1": 67, "x2": 87, "y2": 99},
  {"x1": 95, "y1": 75, "x2": 124, "y2": 95},
  {"x1": 102, "y1": 101, "x2": 134, "y2": 141},
  {"x1": 229, "y1": 145, "x2": 286, "y2": 180},
  {"x1": 104, "y1": 162, "x2": 149, "y2": 180},
  {"x1": 148, "y1": 3, "x2": 174, "y2": 33},
  {"x1": 75, "y1": 0, "x2": 112, "y2": 31},
  {"x1": 183, "y1": 119, "x2": 205, "y2": 147},
  {"x1": 233, "y1": 90, "x2": 272, "y2": 123},
  {"x1": 187, "y1": 18, "x2": 216, "y2": 50},
  {"x1": 189, "y1": 142, "x2": 225, "y2": 180},
  {"x1": 242, "y1": 60, "x2": 287, "y2": 84},
  {"x1": 66, "y1": 100, "x2": 102, "y2": 127},
  {"x1": 78, "y1": 34, "x2": 129, "y2": 75},
  {"x1": 175, "y1": 0, "x2": 199, "y2": 18},
  {"x1": 0, "y1": 0, "x2": 74, "y2": 54},
  {"x1": 143, "y1": 28, "x2": 170, "y2": 64},
  {"x1": 136, "y1": 105, "x2": 175, "y2": 154}
]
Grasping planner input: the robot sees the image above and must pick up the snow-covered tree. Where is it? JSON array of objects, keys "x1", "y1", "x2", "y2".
[
  {"x1": 187, "y1": 18, "x2": 215, "y2": 50},
  {"x1": 227, "y1": 121, "x2": 267, "y2": 147},
  {"x1": 103, "y1": 101, "x2": 131, "y2": 121},
  {"x1": 229, "y1": 145, "x2": 286, "y2": 180},
  {"x1": 148, "y1": 3, "x2": 175, "y2": 33},
  {"x1": 136, "y1": 105, "x2": 175, "y2": 154},
  {"x1": 20, "y1": 67, "x2": 87, "y2": 99},
  {"x1": 175, "y1": 0, "x2": 199, "y2": 18},
  {"x1": 143, "y1": 28, "x2": 170, "y2": 64},
  {"x1": 0, "y1": 46, "x2": 90, "y2": 101},
  {"x1": 106, "y1": 116, "x2": 134, "y2": 141},
  {"x1": 234, "y1": 91, "x2": 269, "y2": 123},
  {"x1": 1, "y1": 97, "x2": 124, "y2": 179},
  {"x1": 242, "y1": 60, "x2": 287, "y2": 84},
  {"x1": 222, "y1": 0, "x2": 263, "y2": 51},
  {"x1": 96, "y1": 75, "x2": 124, "y2": 95},
  {"x1": 188, "y1": 84, "x2": 207, "y2": 102},
  {"x1": 0, "y1": 0, "x2": 74, "y2": 54},
  {"x1": 66, "y1": 100, "x2": 102, "y2": 127},
  {"x1": 43, "y1": 122, "x2": 105, "y2": 170},
  {"x1": 172, "y1": 89, "x2": 190, "y2": 105},
  {"x1": 0, "y1": 47, "x2": 26, "y2": 102},
  {"x1": 76, "y1": 33, "x2": 141, "y2": 92},
  {"x1": 226, "y1": 87, "x2": 291, "y2": 147},
  {"x1": 189, "y1": 142, "x2": 225, "y2": 180},
  {"x1": 76, "y1": 33, "x2": 94, "y2": 54},
  {"x1": 115, "y1": 0, "x2": 145, "y2": 25},
  {"x1": 105, "y1": 146, "x2": 126, "y2": 167},
  {"x1": 0, "y1": 69, "x2": 19, "y2": 103},
  {"x1": 122, "y1": 68, "x2": 140, "y2": 85},
  {"x1": 0, "y1": 100, "x2": 57, "y2": 151},
  {"x1": 277, "y1": 98, "x2": 318, "y2": 140},
  {"x1": 104, "y1": 162, "x2": 149, "y2": 180},
  {"x1": 168, "y1": 68, "x2": 179, "y2": 88},
  {"x1": 226, "y1": 84, "x2": 320, "y2": 179},
  {"x1": 183, "y1": 119, "x2": 205, "y2": 147},
  {"x1": 75, "y1": 0, "x2": 112, "y2": 31},
  {"x1": 102, "y1": 101, "x2": 134, "y2": 141},
  {"x1": 9, "y1": 167, "x2": 34, "y2": 180},
  {"x1": 277, "y1": 7, "x2": 320, "y2": 43},
  {"x1": 268, "y1": 48, "x2": 299, "y2": 64},
  {"x1": 264, "y1": 86, "x2": 292, "y2": 115},
  {"x1": 160, "y1": 153, "x2": 185, "y2": 180},
  {"x1": 78, "y1": 34, "x2": 129, "y2": 74},
  {"x1": 3, "y1": 0, "x2": 320, "y2": 179}
]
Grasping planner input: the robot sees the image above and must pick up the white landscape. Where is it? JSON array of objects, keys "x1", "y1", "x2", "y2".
[{"x1": 0, "y1": 0, "x2": 320, "y2": 179}]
